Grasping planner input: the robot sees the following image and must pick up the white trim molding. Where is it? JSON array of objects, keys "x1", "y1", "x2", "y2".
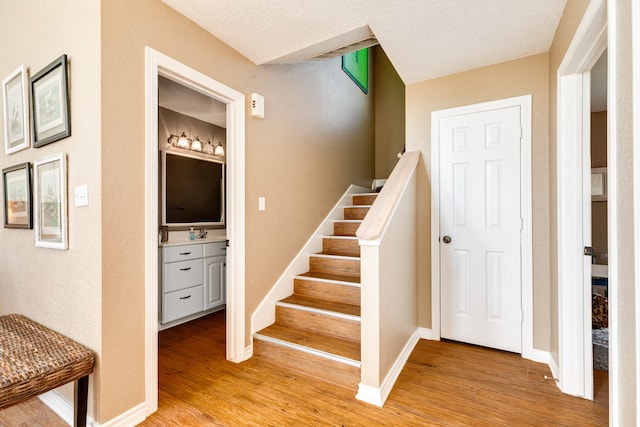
[
  {"x1": 39, "y1": 390, "x2": 147, "y2": 427},
  {"x1": 251, "y1": 185, "x2": 369, "y2": 334},
  {"x1": 555, "y1": 0, "x2": 607, "y2": 400},
  {"x1": 430, "y1": 95, "x2": 534, "y2": 359},
  {"x1": 144, "y1": 47, "x2": 247, "y2": 418},
  {"x1": 633, "y1": 0, "x2": 640, "y2": 420},
  {"x1": 356, "y1": 330, "x2": 420, "y2": 407},
  {"x1": 419, "y1": 327, "x2": 436, "y2": 340}
]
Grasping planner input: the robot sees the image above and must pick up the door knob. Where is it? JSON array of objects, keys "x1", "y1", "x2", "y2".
[{"x1": 443, "y1": 235, "x2": 452, "y2": 244}]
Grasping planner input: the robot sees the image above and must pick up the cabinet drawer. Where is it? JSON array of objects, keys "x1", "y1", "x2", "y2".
[
  {"x1": 162, "y1": 285, "x2": 204, "y2": 324},
  {"x1": 204, "y1": 241, "x2": 227, "y2": 258},
  {"x1": 163, "y1": 259, "x2": 203, "y2": 293},
  {"x1": 163, "y1": 244, "x2": 203, "y2": 263}
]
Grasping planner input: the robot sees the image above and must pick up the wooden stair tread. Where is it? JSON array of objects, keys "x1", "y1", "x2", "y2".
[
  {"x1": 297, "y1": 271, "x2": 361, "y2": 284},
  {"x1": 352, "y1": 194, "x2": 378, "y2": 205},
  {"x1": 256, "y1": 323, "x2": 360, "y2": 363},
  {"x1": 280, "y1": 295, "x2": 360, "y2": 317}
]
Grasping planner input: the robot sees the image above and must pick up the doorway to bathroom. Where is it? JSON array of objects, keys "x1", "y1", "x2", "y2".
[{"x1": 144, "y1": 47, "x2": 247, "y2": 415}]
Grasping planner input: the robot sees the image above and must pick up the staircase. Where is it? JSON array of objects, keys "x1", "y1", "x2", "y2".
[{"x1": 253, "y1": 192, "x2": 378, "y2": 389}]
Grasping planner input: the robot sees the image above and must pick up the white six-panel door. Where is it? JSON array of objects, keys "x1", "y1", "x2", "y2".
[{"x1": 439, "y1": 106, "x2": 523, "y2": 353}]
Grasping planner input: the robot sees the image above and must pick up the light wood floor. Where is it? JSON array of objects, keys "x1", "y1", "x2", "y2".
[
  {"x1": 0, "y1": 310, "x2": 608, "y2": 426},
  {"x1": 142, "y1": 310, "x2": 608, "y2": 426}
]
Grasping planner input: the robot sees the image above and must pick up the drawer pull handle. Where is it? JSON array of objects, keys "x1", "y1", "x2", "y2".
[
  {"x1": 179, "y1": 267, "x2": 192, "y2": 271},
  {"x1": 179, "y1": 252, "x2": 191, "y2": 256},
  {"x1": 179, "y1": 295, "x2": 191, "y2": 300}
]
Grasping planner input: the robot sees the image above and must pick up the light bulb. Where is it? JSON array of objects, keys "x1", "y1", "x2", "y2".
[
  {"x1": 214, "y1": 143, "x2": 225, "y2": 156},
  {"x1": 176, "y1": 132, "x2": 190, "y2": 149},
  {"x1": 191, "y1": 136, "x2": 202, "y2": 152}
]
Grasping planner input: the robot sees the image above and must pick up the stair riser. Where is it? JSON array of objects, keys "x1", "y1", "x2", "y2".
[
  {"x1": 333, "y1": 222, "x2": 360, "y2": 236},
  {"x1": 353, "y1": 194, "x2": 377, "y2": 205},
  {"x1": 276, "y1": 306, "x2": 360, "y2": 342},
  {"x1": 343, "y1": 207, "x2": 369, "y2": 220},
  {"x1": 294, "y1": 278, "x2": 361, "y2": 306},
  {"x1": 253, "y1": 339, "x2": 360, "y2": 389},
  {"x1": 309, "y1": 257, "x2": 360, "y2": 277},
  {"x1": 322, "y1": 237, "x2": 360, "y2": 257}
]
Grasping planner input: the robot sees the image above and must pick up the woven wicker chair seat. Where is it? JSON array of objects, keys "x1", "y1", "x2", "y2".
[{"x1": 0, "y1": 314, "x2": 95, "y2": 410}]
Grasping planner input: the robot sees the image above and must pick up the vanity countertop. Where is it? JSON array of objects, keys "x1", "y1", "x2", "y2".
[{"x1": 159, "y1": 229, "x2": 227, "y2": 248}]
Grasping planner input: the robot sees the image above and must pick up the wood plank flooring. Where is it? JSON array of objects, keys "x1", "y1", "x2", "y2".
[
  {"x1": 140, "y1": 310, "x2": 608, "y2": 426},
  {"x1": 0, "y1": 310, "x2": 608, "y2": 426}
]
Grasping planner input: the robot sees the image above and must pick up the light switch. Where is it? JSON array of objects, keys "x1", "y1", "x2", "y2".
[
  {"x1": 75, "y1": 184, "x2": 89, "y2": 207},
  {"x1": 258, "y1": 197, "x2": 266, "y2": 211}
]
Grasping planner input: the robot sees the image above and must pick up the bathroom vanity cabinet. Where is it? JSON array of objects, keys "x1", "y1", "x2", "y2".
[{"x1": 161, "y1": 240, "x2": 226, "y2": 325}]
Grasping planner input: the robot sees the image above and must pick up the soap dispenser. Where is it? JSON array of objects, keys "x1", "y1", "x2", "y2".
[{"x1": 189, "y1": 227, "x2": 195, "y2": 240}]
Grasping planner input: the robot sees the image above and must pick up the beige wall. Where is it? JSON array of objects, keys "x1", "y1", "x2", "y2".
[
  {"x1": 0, "y1": 0, "x2": 102, "y2": 417},
  {"x1": 547, "y1": 0, "x2": 590, "y2": 374},
  {"x1": 100, "y1": 0, "x2": 374, "y2": 421},
  {"x1": 405, "y1": 53, "x2": 551, "y2": 349},
  {"x1": 591, "y1": 111, "x2": 607, "y2": 264},
  {"x1": 373, "y1": 47, "x2": 405, "y2": 179}
]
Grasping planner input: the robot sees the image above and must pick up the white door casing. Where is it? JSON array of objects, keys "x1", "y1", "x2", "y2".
[
  {"x1": 439, "y1": 106, "x2": 523, "y2": 353},
  {"x1": 431, "y1": 95, "x2": 534, "y2": 359},
  {"x1": 144, "y1": 47, "x2": 247, "y2": 416},
  {"x1": 556, "y1": 0, "x2": 607, "y2": 401}
]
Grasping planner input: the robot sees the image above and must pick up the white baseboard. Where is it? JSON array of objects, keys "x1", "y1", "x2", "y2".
[
  {"x1": 250, "y1": 185, "x2": 370, "y2": 334},
  {"x1": 524, "y1": 348, "x2": 551, "y2": 365},
  {"x1": 419, "y1": 327, "x2": 438, "y2": 340},
  {"x1": 40, "y1": 390, "x2": 146, "y2": 427},
  {"x1": 355, "y1": 383, "x2": 384, "y2": 407},
  {"x1": 100, "y1": 403, "x2": 147, "y2": 427},
  {"x1": 548, "y1": 354, "x2": 560, "y2": 381},
  {"x1": 39, "y1": 390, "x2": 87, "y2": 427},
  {"x1": 356, "y1": 329, "x2": 421, "y2": 407},
  {"x1": 244, "y1": 343, "x2": 253, "y2": 360}
]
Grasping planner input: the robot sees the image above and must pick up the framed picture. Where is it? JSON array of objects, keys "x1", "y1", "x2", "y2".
[
  {"x1": 30, "y1": 54, "x2": 70, "y2": 148},
  {"x1": 2, "y1": 65, "x2": 30, "y2": 154},
  {"x1": 342, "y1": 48, "x2": 369, "y2": 94},
  {"x1": 591, "y1": 167, "x2": 607, "y2": 201},
  {"x1": 34, "y1": 153, "x2": 67, "y2": 249},
  {"x1": 2, "y1": 162, "x2": 32, "y2": 229}
]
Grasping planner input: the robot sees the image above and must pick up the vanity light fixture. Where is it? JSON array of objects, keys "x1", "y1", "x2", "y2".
[
  {"x1": 203, "y1": 139, "x2": 215, "y2": 155},
  {"x1": 167, "y1": 134, "x2": 178, "y2": 147},
  {"x1": 167, "y1": 132, "x2": 223, "y2": 156},
  {"x1": 190, "y1": 136, "x2": 202, "y2": 152},
  {"x1": 176, "y1": 132, "x2": 190, "y2": 149}
]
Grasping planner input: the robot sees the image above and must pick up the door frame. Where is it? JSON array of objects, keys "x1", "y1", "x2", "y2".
[
  {"x1": 144, "y1": 47, "x2": 247, "y2": 415},
  {"x1": 555, "y1": 0, "x2": 607, "y2": 400},
  {"x1": 430, "y1": 95, "x2": 535, "y2": 360}
]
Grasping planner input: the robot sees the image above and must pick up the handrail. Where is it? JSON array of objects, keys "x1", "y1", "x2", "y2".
[{"x1": 356, "y1": 151, "x2": 420, "y2": 242}]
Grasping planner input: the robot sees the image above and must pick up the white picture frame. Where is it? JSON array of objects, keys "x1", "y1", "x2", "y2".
[
  {"x1": 34, "y1": 153, "x2": 67, "y2": 249},
  {"x1": 591, "y1": 167, "x2": 607, "y2": 201},
  {"x1": 2, "y1": 65, "x2": 30, "y2": 154}
]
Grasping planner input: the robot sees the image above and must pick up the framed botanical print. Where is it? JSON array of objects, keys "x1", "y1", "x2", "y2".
[
  {"x1": 2, "y1": 162, "x2": 32, "y2": 229},
  {"x1": 34, "y1": 153, "x2": 67, "y2": 249},
  {"x1": 2, "y1": 65, "x2": 30, "y2": 154},
  {"x1": 30, "y1": 54, "x2": 71, "y2": 148}
]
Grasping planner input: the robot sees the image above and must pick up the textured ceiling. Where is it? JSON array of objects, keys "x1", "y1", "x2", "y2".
[{"x1": 161, "y1": 0, "x2": 567, "y2": 84}]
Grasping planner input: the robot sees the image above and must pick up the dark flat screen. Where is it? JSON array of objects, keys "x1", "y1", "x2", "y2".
[{"x1": 165, "y1": 153, "x2": 223, "y2": 224}]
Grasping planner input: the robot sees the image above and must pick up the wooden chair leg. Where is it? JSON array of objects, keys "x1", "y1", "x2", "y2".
[{"x1": 74, "y1": 375, "x2": 89, "y2": 427}]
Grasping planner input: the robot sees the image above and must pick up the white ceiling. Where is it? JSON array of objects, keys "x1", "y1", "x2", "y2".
[{"x1": 161, "y1": 0, "x2": 567, "y2": 85}]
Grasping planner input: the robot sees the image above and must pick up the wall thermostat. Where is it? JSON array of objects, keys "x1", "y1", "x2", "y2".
[{"x1": 251, "y1": 93, "x2": 264, "y2": 119}]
